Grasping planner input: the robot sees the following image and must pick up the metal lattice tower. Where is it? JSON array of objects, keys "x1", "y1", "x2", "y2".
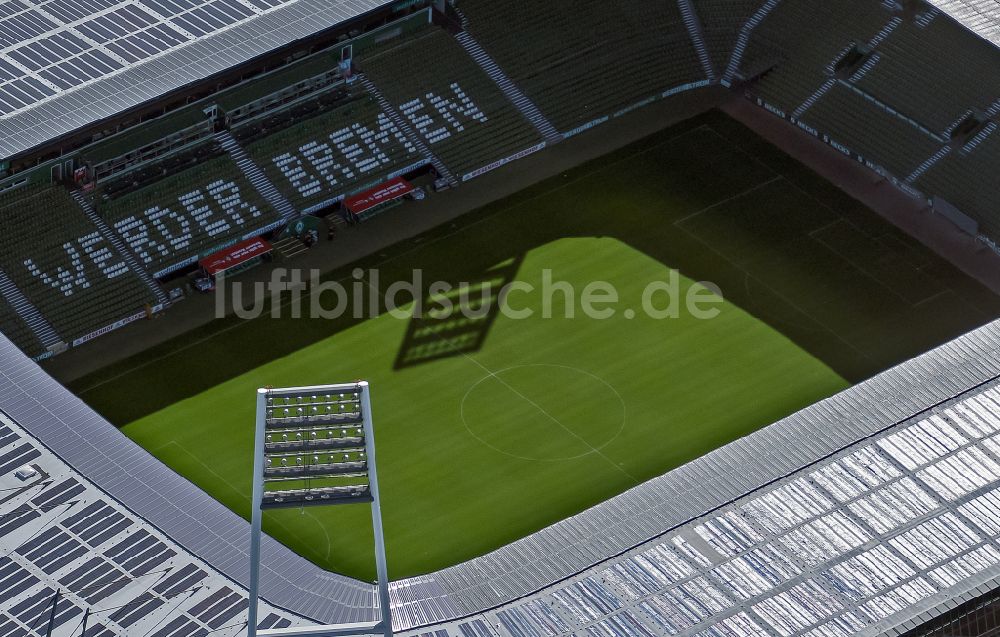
[{"x1": 248, "y1": 382, "x2": 392, "y2": 637}]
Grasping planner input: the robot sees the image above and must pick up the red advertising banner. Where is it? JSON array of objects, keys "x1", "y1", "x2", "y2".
[
  {"x1": 200, "y1": 237, "x2": 271, "y2": 276},
  {"x1": 344, "y1": 177, "x2": 414, "y2": 214}
]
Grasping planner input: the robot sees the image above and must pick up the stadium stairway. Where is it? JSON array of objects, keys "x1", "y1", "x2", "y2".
[
  {"x1": 793, "y1": 78, "x2": 837, "y2": 119},
  {"x1": 356, "y1": 74, "x2": 459, "y2": 187},
  {"x1": 963, "y1": 122, "x2": 999, "y2": 153},
  {"x1": 0, "y1": 269, "x2": 61, "y2": 349},
  {"x1": 70, "y1": 190, "x2": 169, "y2": 306},
  {"x1": 214, "y1": 130, "x2": 298, "y2": 220},
  {"x1": 678, "y1": 0, "x2": 718, "y2": 82},
  {"x1": 722, "y1": 0, "x2": 782, "y2": 85},
  {"x1": 453, "y1": 30, "x2": 563, "y2": 145},
  {"x1": 907, "y1": 144, "x2": 953, "y2": 183}
]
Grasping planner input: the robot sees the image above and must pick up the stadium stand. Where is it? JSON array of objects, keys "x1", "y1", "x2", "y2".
[
  {"x1": 215, "y1": 130, "x2": 298, "y2": 220},
  {"x1": 797, "y1": 83, "x2": 943, "y2": 177},
  {"x1": 452, "y1": 29, "x2": 564, "y2": 145},
  {"x1": 0, "y1": 0, "x2": 996, "y2": 369},
  {"x1": 242, "y1": 88, "x2": 426, "y2": 213},
  {"x1": 0, "y1": 184, "x2": 158, "y2": 346},
  {"x1": 3, "y1": 1, "x2": 1000, "y2": 634},
  {"x1": 853, "y1": 12, "x2": 1000, "y2": 136},
  {"x1": 0, "y1": 295, "x2": 42, "y2": 360},
  {"x1": 678, "y1": 0, "x2": 718, "y2": 82},
  {"x1": 358, "y1": 27, "x2": 544, "y2": 178},
  {"x1": 743, "y1": 0, "x2": 894, "y2": 112},
  {"x1": 723, "y1": 0, "x2": 788, "y2": 84},
  {"x1": 95, "y1": 139, "x2": 227, "y2": 200},
  {"x1": 694, "y1": 0, "x2": 768, "y2": 75},
  {"x1": 357, "y1": 73, "x2": 460, "y2": 187},
  {"x1": 455, "y1": 0, "x2": 706, "y2": 133},
  {"x1": 216, "y1": 51, "x2": 345, "y2": 128},
  {"x1": 0, "y1": 408, "x2": 302, "y2": 636},
  {"x1": 0, "y1": 264, "x2": 60, "y2": 355},
  {"x1": 97, "y1": 153, "x2": 279, "y2": 278},
  {"x1": 738, "y1": 0, "x2": 1000, "y2": 252},
  {"x1": 82, "y1": 107, "x2": 216, "y2": 182},
  {"x1": 916, "y1": 126, "x2": 1000, "y2": 239}
]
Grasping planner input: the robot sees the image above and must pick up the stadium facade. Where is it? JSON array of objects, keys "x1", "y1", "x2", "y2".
[{"x1": 1, "y1": 0, "x2": 1000, "y2": 635}]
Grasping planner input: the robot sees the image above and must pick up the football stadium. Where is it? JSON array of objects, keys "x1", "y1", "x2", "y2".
[{"x1": 1, "y1": 0, "x2": 1000, "y2": 635}]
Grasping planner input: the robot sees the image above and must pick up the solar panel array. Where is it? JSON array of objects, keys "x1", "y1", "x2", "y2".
[
  {"x1": 0, "y1": 0, "x2": 292, "y2": 116},
  {"x1": 381, "y1": 324, "x2": 1000, "y2": 633},
  {"x1": 0, "y1": 0, "x2": 389, "y2": 159},
  {"x1": 930, "y1": 0, "x2": 1000, "y2": 48},
  {"x1": 0, "y1": 331, "x2": 381, "y2": 628},
  {"x1": 3, "y1": 318, "x2": 1000, "y2": 636},
  {"x1": 411, "y1": 383, "x2": 1000, "y2": 637},
  {"x1": 0, "y1": 412, "x2": 301, "y2": 637}
]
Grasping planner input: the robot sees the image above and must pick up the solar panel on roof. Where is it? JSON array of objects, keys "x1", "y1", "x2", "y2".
[
  {"x1": 108, "y1": 591, "x2": 164, "y2": 627},
  {"x1": 82, "y1": 625, "x2": 116, "y2": 637},
  {"x1": 930, "y1": 0, "x2": 1000, "y2": 47},
  {"x1": 0, "y1": 0, "x2": 302, "y2": 117},
  {"x1": 0, "y1": 0, "x2": 390, "y2": 159}
]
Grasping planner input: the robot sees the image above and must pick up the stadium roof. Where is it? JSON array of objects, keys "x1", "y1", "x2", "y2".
[
  {"x1": 391, "y1": 320, "x2": 1000, "y2": 635},
  {"x1": 929, "y1": 0, "x2": 1000, "y2": 46},
  {"x1": 0, "y1": 410, "x2": 304, "y2": 635},
  {"x1": 0, "y1": 334, "x2": 377, "y2": 626},
  {"x1": 0, "y1": 0, "x2": 390, "y2": 161},
  {"x1": 3, "y1": 321, "x2": 1000, "y2": 635},
  {"x1": 416, "y1": 331, "x2": 1000, "y2": 637}
]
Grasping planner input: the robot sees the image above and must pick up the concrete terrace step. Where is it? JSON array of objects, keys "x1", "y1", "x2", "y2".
[
  {"x1": 793, "y1": 78, "x2": 836, "y2": 119},
  {"x1": 70, "y1": 190, "x2": 169, "y2": 307},
  {"x1": 906, "y1": 145, "x2": 953, "y2": 183},
  {"x1": 723, "y1": 0, "x2": 782, "y2": 85},
  {"x1": 272, "y1": 237, "x2": 309, "y2": 259},
  {"x1": 356, "y1": 74, "x2": 459, "y2": 187},
  {"x1": 677, "y1": 0, "x2": 717, "y2": 82},
  {"x1": 0, "y1": 268, "x2": 62, "y2": 348},
  {"x1": 213, "y1": 131, "x2": 298, "y2": 220},
  {"x1": 454, "y1": 30, "x2": 563, "y2": 145}
]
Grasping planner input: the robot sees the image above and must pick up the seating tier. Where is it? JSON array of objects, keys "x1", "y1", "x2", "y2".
[
  {"x1": 359, "y1": 28, "x2": 543, "y2": 177},
  {"x1": 98, "y1": 156, "x2": 277, "y2": 277},
  {"x1": 0, "y1": 185, "x2": 157, "y2": 343}
]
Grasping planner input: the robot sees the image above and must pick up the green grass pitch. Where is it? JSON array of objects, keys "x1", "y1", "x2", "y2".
[{"x1": 73, "y1": 111, "x2": 1000, "y2": 581}]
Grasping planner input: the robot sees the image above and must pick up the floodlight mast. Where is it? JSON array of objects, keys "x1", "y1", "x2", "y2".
[{"x1": 247, "y1": 382, "x2": 393, "y2": 637}]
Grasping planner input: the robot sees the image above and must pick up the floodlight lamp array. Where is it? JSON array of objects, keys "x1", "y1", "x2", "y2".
[
  {"x1": 248, "y1": 381, "x2": 393, "y2": 636},
  {"x1": 265, "y1": 391, "x2": 363, "y2": 427},
  {"x1": 260, "y1": 387, "x2": 372, "y2": 509}
]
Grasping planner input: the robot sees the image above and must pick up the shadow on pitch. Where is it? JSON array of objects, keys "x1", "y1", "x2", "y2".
[{"x1": 392, "y1": 254, "x2": 524, "y2": 371}]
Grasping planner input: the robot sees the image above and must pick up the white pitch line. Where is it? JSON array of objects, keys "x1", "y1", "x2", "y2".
[
  {"x1": 673, "y1": 175, "x2": 783, "y2": 226},
  {"x1": 361, "y1": 275, "x2": 639, "y2": 485}
]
